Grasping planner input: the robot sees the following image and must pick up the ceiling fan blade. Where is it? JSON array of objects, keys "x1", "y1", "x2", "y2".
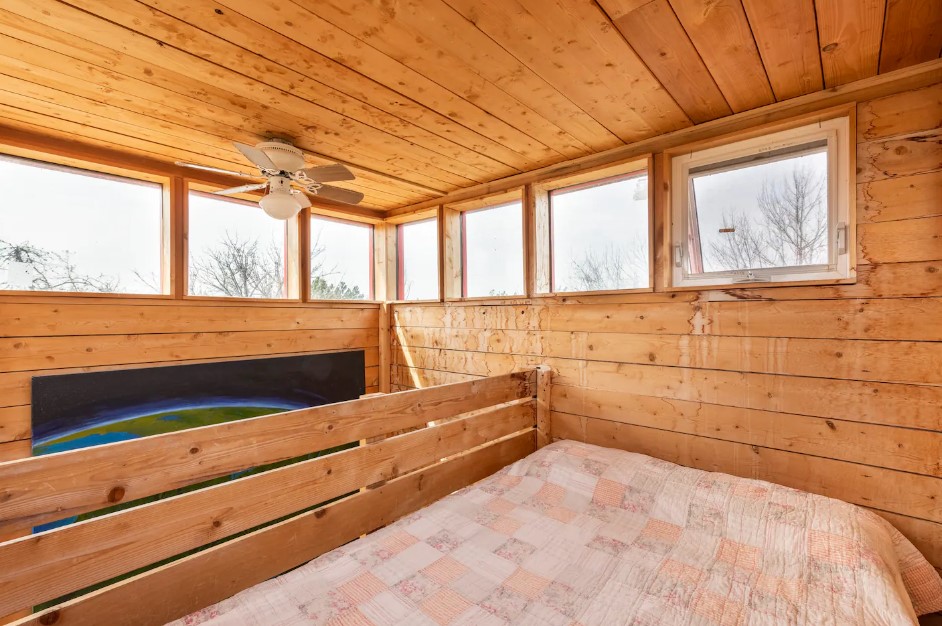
[
  {"x1": 212, "y1": 182, "x2": 268, "y2": 195},
  {"x1": 233, "y1": 142, "x2": 278, "y2": 171},
  {"x1": 299, "y1": 163, "x2": 355, "y2": 183},
  {"x1": 174, "y1": 161, "x2": 259, "y2": 179},
  {"x1": 293, "y1": 191, "x2": 312, "y2": 209},
  {"x1": 313, "y1": 185, "x2": 365, "y2": 205}
]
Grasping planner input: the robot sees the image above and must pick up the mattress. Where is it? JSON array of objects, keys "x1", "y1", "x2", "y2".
[{"x1": 173, "y1": 440, "x2": 942, "y2": 625}]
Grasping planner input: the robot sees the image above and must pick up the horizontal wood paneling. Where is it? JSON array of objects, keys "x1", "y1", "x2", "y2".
[
  {"x1": 0, "y1": 298, "x2": 381, "y2": 464},
  {"x1": 552, "y1": 412, "x2": 942, "y2": 523},
  {"x1": 390, "y1": 85, "x2": 942, "y2": 568}
]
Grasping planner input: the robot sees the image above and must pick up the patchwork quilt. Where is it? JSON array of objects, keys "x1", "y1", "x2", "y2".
[{"x1": 173, "y1": 440, "x2": 942, "y2": 625}]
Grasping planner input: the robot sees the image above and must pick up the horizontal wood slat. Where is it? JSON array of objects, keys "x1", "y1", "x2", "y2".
[
  {"x1": 552, "y1": 386, "x2": 942, "y2": 477},
  {"x1": 553, "y1": 412, "x2": 942, "y2": 525},
  {"x1": 0, "y1": 327, "x2": 379, "y2": 373},
  {"x1": 396, "y1": 326, "x2": 942, "y2": 385},
  {"x1": 857, "y1": 171, "x2": 942, "y2": 223},
  {"x1": 11, "y1": 431, "x2": 536, "y2": 626},
  {"x1": 0, "y1": 371, "x2": 534, "y2": 533},
  {"x1": 856, "y1": 129, "x2": 942, "y2": 183},
  {"x1": 0, "y1": 401, "x2": 535, "y2": 616},
  {"x1": 395, "y1": 297, "x2": 942, "y2": 341},
  {"x1": 857, "y1": 82, "x2": 942, "y2": 141},
  {"x1": 0, "y1": 302, "x2": 378, "y2": 337}
]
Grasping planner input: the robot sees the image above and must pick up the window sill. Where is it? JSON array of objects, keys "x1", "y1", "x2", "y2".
[{"x1": 666, "y1": 274, "x2": 857, "y2": 292}]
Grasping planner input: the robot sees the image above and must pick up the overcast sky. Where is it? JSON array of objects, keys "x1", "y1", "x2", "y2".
[
  {"x1": 399, "y1": 217, "x2": 438, "y2": 300},
  {"x1": 0, "y1": 155, "x2": 163, "y2": 293},
  {"x1": 1, "y1": 150, "x2": 829, "y2": 297}
]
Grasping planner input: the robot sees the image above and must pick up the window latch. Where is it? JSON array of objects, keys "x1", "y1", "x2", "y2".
[
  {"x1": 836, "y1": 222, "x2": 848, "y2": 255},
  {"x1": 673, "y1": 244, "x2": 683, "y2": 268}
]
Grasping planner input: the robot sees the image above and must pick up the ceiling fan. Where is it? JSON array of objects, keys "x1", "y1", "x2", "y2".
[{"x1": 176, "y1": 139, "x2": 365, "y2": 219}]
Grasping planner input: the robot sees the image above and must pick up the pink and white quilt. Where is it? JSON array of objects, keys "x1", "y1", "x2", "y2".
[{"x1": 174, "y1": 440, "x2": 942, "y2": 625}]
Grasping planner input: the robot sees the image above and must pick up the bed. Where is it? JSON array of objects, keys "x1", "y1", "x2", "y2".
[{"x1": 172, "y1": 440, "x2": 942, "y2": 626}]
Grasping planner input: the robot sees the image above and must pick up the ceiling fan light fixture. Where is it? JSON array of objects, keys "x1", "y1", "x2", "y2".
[
  {"x1": 257, "y1": 140, "x2": 305, "y2": 172},
  {"x1": 259, "y1": 189, "x2": 301, "y2": 220}
]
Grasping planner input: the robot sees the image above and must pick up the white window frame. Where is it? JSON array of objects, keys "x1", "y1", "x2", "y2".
[{"x1": 670, "y1": 116, "x2": 853, "y2": 289}]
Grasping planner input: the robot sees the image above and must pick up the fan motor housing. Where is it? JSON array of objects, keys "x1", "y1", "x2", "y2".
[{"x1": 257, "y1": 140, "x2": 305, "y2": 172}]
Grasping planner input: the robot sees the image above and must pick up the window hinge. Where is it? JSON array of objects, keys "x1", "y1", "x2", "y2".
[
  {"x1": 673, "y1": 244, "x2": 683, "y2": 268},
  {"x1": 733, "y1": 271, "x2": 771, "y2": 283},
  {"x1": 836, "y1": 222, "x2": 848, "y2": 255}
]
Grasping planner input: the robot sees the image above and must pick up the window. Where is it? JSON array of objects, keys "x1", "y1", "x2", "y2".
[
  {"x1": 462, "y1": 199, "x2": 524, "y2": 298},
  {"x1": 0, "y1": 154, "x2": 163, "y2": 294},
  {"x1": 397, "y1": 217, "x2": 439, "y2": 300},
  {"x1": 188, "y1": 191, "x2": 291, "y2": 299},
  {"x1": 310, "y1": 214, "x2": 373, "y2": 300},
  {"x1": 550, "y1": 172, "x2": 649, "y2": 292},
  {"x1": 671, "y1": 117, "x2": 852, "y2": 288}
]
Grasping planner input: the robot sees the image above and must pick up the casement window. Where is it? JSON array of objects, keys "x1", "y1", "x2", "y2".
[
  {"x1": 310, "y1": 214, "x2": 373, "y2": 300},
  {"x1": 396, "y1": 217, "x2": 439, "y2": 301},
  {"x1": 188, "y1": 191, "x2": 293, "y2": 299},
  {"x1": 460, "y1": 196, "x2": 525, "y2": 298},
  {"x1": 549, "y1": 171, "x2": 650, "y2": 293},
  {"x1": 0, "y1": 154, "x2": 164, "y2": 295},
  {"x1": 670, "y1": 117, "x2": 852, "y2": 288}
]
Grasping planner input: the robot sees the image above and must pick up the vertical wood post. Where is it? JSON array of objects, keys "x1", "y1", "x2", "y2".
[
  {"x1": 298, "y1": 208, "x2": 311, "y2": 301},
  {"x1": 168, "y1": 175, "x2": 187, "y2": 299},
  {"x1": 378, "y1": 302, "x2": 391, "y2": 393},
  {"x1": 535, "y1": 365, "x2": 552, "y2": 448}
]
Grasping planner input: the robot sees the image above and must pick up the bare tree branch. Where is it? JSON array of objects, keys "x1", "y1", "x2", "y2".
[
  {"x1": 561, "y1": 235, "x2": 648, "y2": 292},
  {"x1": 705, "y1": 165, "x2": 828, "y2": 272},
  {"x1": 0, "y1": 239, "x2": 121, "y2": 292}
]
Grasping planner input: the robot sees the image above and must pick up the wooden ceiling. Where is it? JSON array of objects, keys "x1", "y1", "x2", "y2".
[{"x1": 0, "y1": 0, "x2": 939, "y2": 211}]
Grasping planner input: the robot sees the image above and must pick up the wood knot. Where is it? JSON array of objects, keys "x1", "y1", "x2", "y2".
[
  {"x1": 214, "y1": 7, "x2": 223, "y2": 14},
  {"x1": 108, "y1": 486, "x2": 125, "y2": 503},
  {"x1": 189, "y1": 447, "x2": 200, "y2": 454},
  {"x1": 647, "y1": 353, "x2": 656, "y2": 362},
  {"x1": 39, "y1": 610, "x2": 60, "y2": 625},
  {"x1": 834, "y1": 351, "x2": 843, "y2": 358},
  {"x1": 326, "y1": 424, "x2": 334, "y2": 431},
  {"x1": 314, "y1": 509, "x2": 327, "y2": 519},
  {"x1": 821, "y1": 42, "x2": 838, "y2": 52},
  {"x1": 326, "y1": 468, "x2": 332, "y2": 475},
  {"x1": 825, "y1": 420, "x2": 836, "y2": 430},
  {"x1": 212, "y1": 519, "x2": 222, "y2": 528}
]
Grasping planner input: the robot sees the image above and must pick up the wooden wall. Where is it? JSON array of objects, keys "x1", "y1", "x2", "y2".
[
  {"x1": 390, "y1": 82, "x2": 942, "y2": 570},
  {"x1": 0, "y1": 297, "x2": 380, "y2": 463}
]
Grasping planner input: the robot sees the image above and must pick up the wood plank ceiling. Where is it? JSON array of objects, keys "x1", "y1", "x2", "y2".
[{"x1": 0, "y1": 0, "x2": 938, "y2": 211}]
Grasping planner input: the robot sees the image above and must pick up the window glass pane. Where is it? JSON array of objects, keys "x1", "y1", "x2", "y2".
[
  {"x1": 691, "y1": 148, "x2": 829, "y2": 273},
  {"x1": 0, "y1": 155, "x2": 162, "y2": 294},
  {"x1": 310, "y1": 215, "x2": 372, "y2": 300},
  {"x1": 463, "y1": 201, "x2": 524, "y2": 297},
  {"x1": 551, "y1": 174, "x2": 649, "y2": 292},
  {"x1": 399, "y1": 218, "x2": 438, "y2": 300},
  {"x1": 188, "y1": 192, "x2": 289, "y2": 298}
]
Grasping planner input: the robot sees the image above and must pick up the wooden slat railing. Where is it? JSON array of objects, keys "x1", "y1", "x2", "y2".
[
  {"x1": 0, "y1": 371, "x2": 533, "y2": 534},
  {"x1": 0, "y1": 368, "x2": 545, "y2": 625}
]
